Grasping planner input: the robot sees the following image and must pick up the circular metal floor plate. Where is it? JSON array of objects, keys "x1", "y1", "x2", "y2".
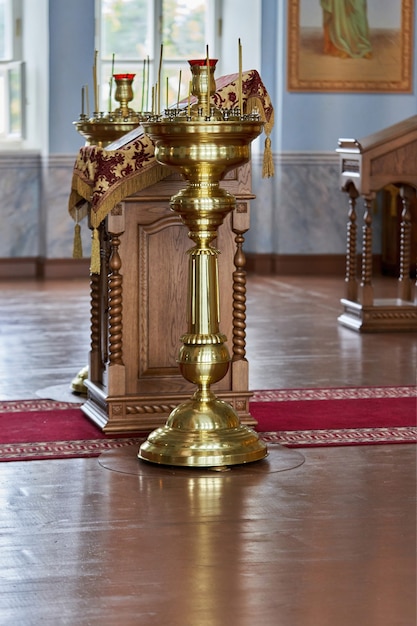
[{"x1": 98, "y1": 443, "x2": 305, "y2": 477}]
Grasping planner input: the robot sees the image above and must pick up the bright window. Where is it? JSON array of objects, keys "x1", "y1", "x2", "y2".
[
  {"x1": 0, "y1": 0, "x2": 24, "y2": 141},
  {"x1": 96, "y1": 0, "x2": 219, "y2": 113},
  {"x1": 0, "y1": 0, "x2": 12, "y2": 60}
]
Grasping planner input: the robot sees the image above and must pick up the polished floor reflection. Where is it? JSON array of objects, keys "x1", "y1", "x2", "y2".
[
  {"x1": 0, "y1": 275, "x2": 415, "y2": 625},
  {"x1": 0, "y1": 275, "x2": 415, "y2": 399}
]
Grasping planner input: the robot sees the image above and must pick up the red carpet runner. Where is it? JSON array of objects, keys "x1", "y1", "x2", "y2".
[{"x1": 0, "y1": 386, "x2": 415, "y2": 461}]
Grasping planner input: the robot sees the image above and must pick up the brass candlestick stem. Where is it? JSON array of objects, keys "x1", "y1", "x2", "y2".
[{"x1": 138, "y1": 59, "x2": 267, "y2": 467}]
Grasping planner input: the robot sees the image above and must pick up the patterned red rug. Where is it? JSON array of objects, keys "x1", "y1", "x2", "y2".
[{"x1": 0, "y1": 386, "x2": 415, "y2": 461}]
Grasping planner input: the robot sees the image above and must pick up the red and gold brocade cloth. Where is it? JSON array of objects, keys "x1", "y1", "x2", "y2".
[{"x1": 68, "y1": 69, "x2": 274, "y2": 271}]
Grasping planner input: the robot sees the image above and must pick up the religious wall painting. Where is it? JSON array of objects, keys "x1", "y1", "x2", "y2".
[{"x1": 287, "y1": 0, "x2": 414, "y2": 92}]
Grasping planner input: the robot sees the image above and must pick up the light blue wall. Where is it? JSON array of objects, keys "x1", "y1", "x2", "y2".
[
  {"x1": 1, "y1": 0, "x2": 416, "y2": 263},
  {"x1": 47, "y1": 0, "x2": 417, "y2": 154},
  {"x1": 270, "y1": 0, "x2": 417, "y2": 152},
  {"x1": 49, "y1": 0, "x2": 95, "y2": 153},
  {"x1": 243, "y1": 0, "x2": 417, "y2": 255}
]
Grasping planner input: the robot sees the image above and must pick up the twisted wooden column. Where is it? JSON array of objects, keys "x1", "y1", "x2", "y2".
[
  {"x1": 232, "y1": 228, "x2": 248, "y2": 361},
  {"x1": 89, "y1": 271, "x2": 101, "y2": 381},
  {"x1": 360, "y1": 195, "x2": 374, "y2": 306},
  {"x1": 108, "y1": 233, "x2": 124, "y2": 366},
  {"x1": 344, "y1": 182, "x2": 359, "y2": 302},
  {"x1": 89, "y1": 223, "x2": 107, "y2": 382},
  {"x1": 398, "y1": 185, "x2": 413, "y2": 302}
]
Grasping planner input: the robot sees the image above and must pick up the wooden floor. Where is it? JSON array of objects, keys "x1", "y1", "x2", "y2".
[
  {"x1": 0, "y1": 274, "x2": 415, "y2": 399},
  {"x1": 0, "y1": 275, "x2": 416, "y2": 625}
]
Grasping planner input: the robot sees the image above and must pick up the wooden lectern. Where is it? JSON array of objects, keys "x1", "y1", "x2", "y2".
[
  {"x1": 337, "y1": 116, "x2": 417, "y2": 332},
  {"x1": 82, "y1": 165, "x2": 257, "y2": 433},
  {"x1": 69, "y1": 69, "x2": 274, "y2": 433}
]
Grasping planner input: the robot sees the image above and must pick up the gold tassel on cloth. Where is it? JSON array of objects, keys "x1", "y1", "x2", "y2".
[
  {"x1": 262, "y1": 136, "x2": 274, "y2": 178},
  {"x1": 72, "y1": 223, "x2": 83, "y2": 259},
  {"x1": 246, "y1": 95, "x2": 275, "y2": 178},
  {"x1": 90, "y1": 227, "x2": 101, "y2": 274}
]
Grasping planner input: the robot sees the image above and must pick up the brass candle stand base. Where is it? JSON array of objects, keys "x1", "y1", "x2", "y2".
[
  {"x1": 138, "y1": 58, "x2": 268, "y2": 468},
  {"x1": 139, "y1": 391, "x2": 266, "y2": 467}
]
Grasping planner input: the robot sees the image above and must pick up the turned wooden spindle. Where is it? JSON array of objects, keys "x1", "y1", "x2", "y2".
[
  {"x1": 108, "y1": 233, "x2": 124, "y2": 365},
  {"x1": 344, "y1": 183, "x2": 359, "y2": 302},
  {"x1": 101, "y1": 229, "x2": 111, "y2": 365},
  {"x1": 89, "y1": 270, "x2": 101, "y2": 381},
  {"x1": 89, "y1": 225, "x2": 108, "y2": 382},
  {"x1": 360, "y1": 196, "x2": 374, "y2": 306},
  {"x1": 398, "y1": 186, "x2": 413, "y2": 302},
  {"x1": 232, "y1": 228, "x2": 248, "y2": 361}
]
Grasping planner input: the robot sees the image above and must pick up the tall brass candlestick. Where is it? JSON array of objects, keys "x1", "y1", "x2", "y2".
[{"x1": 139, "y1": 58, "x2": 267, "y2": 467}]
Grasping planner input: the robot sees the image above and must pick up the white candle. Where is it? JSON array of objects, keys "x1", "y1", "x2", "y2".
[
  {"x1": 109, "y1": 53, "x2": 115, "y2": 112},
  {"x1": 206, "y1": 45, "x2": 210, "y2": 118},
  {"x1": 85, "y1": 84, "x2": 90, "y2": 118},
  {"x1": 141, "y1": 58, "x2": 146, "y2": 112},
  {"x1": 177, "y1": 70, "x2": 182, "y2": 109},
  {"x1": 187, "y1": 80, "x2": 191, "y2": 117},
  {"x1": 146, "y1": 56, "x2": 150, "y2": 111},
  {"x1": 238, "y1": 38, "x2": 243, "y2": 114},
  {"x1": 157, "y1": 44, "x2": 163, "y2": 114},
  {"x1": 93, "y1": 49, "x2": 99, "y2": 113}
]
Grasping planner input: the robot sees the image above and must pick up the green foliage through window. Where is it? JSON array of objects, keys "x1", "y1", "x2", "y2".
[{"x1": 99, "y1": 0, "x2": 210, "y2": 112}]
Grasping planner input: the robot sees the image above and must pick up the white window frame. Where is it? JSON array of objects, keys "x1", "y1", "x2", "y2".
[
  {"x1": 0, "y1": 0, "x2": 13, "y2": 60},
  {"x1": 0, "y1": 60, "x2": 24, "y2": 138},
  {"x1": 0, "y1": 0, "x2": 24, "y2": 143},
  {"x1": 95, "y1": 0, "x2": 222, "y2": 113}
]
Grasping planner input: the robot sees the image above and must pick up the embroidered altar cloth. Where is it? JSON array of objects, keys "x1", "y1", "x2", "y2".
[{"x1": 68, "y1": 70, "x2": 274, "y2": 272}]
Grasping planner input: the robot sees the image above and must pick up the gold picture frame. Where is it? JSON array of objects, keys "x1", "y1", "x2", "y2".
[{"x1": 287, "y1": 0, "x2": 414, "y2": 92}]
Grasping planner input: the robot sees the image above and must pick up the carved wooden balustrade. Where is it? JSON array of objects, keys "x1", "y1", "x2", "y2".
[{"x1": 337, "y1": 116, "x2": 417, "y2": 332}]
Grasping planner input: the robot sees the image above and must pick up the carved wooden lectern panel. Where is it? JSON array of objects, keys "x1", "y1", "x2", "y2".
[{"x1": 82, "y1": 164, "x2": 256, "y2": 432}]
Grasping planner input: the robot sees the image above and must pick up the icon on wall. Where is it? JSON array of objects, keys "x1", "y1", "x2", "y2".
[{"x1": 287, "y1": 0, "x2": 414, "y2": 92}]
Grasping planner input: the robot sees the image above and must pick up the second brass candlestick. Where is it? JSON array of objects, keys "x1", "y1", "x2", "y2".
[{"x1": 138, "y1": 59, "x2": 267, "y2": 467}]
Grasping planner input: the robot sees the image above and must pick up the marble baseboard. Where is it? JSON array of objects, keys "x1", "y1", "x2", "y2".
[
  {"x1": 0, "y1": 151, "x2": 382, "y2": 261},
  {"x1": 249, "y1": 152, "x2": 383, "y2": 256},
  {"x1": 0, "y1": 153, "x2": 90, "y2": 260}
]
